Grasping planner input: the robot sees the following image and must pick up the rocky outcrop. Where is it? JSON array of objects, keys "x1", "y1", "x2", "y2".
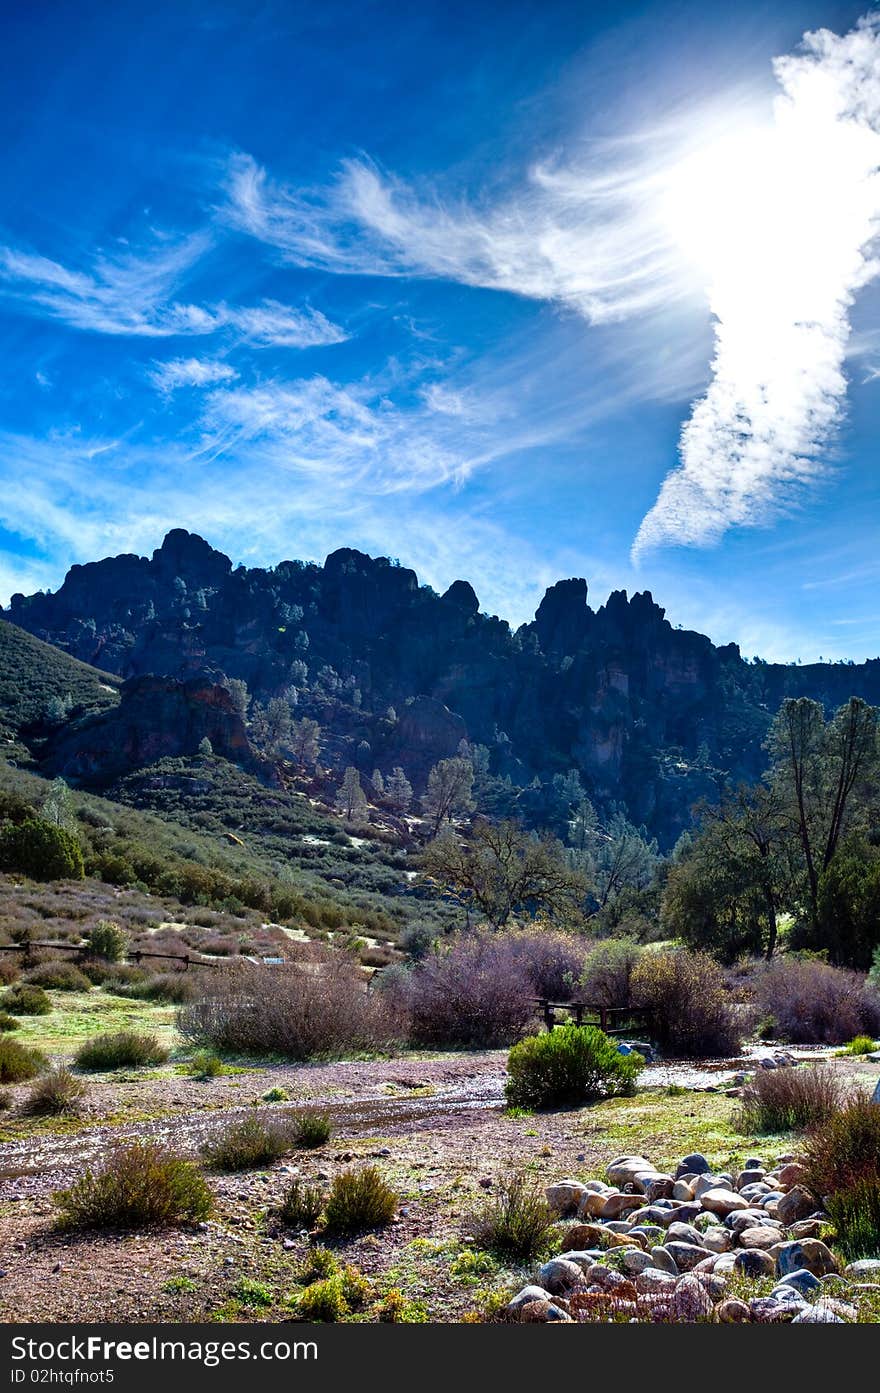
[
  {"x1": 43, "y1": 672, "x2": 250, "y2": 784},
  {"x1": 7, "y1": 529, "x2": 880, "y2": 841}
]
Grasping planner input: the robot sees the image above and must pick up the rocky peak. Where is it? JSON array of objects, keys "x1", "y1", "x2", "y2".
[
  {"x1": 534, "y1": 578, "x2": 590, "y2": 656},
  {"x1": 151, "y1": 529, "x2": 232, "y2": 587}
]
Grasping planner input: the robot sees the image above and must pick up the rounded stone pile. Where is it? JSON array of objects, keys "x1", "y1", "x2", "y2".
[{"x1": 507, "y1": 1151, "x2": 880, "y2": 1323}]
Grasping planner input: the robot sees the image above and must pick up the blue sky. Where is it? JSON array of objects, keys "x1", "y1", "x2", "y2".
[{"x1": 1, "y1": 0, "x2": 880, "y2": 661}]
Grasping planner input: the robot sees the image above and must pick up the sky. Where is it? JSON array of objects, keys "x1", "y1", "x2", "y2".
[{"x1": 1, "y1": 0, "x2": 880, "y2": 662}]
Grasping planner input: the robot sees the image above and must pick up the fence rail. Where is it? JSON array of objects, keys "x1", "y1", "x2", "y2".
[
  {"x1": 531, "y1": 997, "x2": 654, "y2": 1036},
  {"x1": 0, "y1": 941, "x2": 217, "y2": 970}
]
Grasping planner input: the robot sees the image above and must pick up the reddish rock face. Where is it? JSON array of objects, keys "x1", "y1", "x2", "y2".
[{"x1": 44, "y1": 673, "x2": 250, "y2": 783}]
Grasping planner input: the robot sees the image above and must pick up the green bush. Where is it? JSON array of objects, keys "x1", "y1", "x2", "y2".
[
  {"x1": 75, "y1": 1030, "x2": 169, "y2": 1071},
  {"x1": 0, "y1": 818, "x2": 84, "y2": 881},
  {"x1": 121, "y1": 973, "x2": 195, "y2": 1004},
  {"x1": 471, "y1": 1170, "x2": 556, "y2": 1260},
  {"x1": 24, "y1": 1066, "x2": 88, "y2": 1116},
  {"x1": 23, "y1": 962, "x2": 91, "y2": 992},
  {"x1": 0, "y1": 1011, "x2": 20, "y2": 1032},
  {"x1": 189, "y1": 1049, "x2": 223, "y2": 1079},
  {"x1": 802, "y1": 1096, "x2": 880, "y2": 1201},
  {"x1": 230, "y1": 1277, "x2": 273, "y2": 1309},
  {"x1": 826, "y1": 1178, "x2": 880, "y2": 1261},
  {"x1": 0, "y1": 1035, "x2": 46, "y2": 1082},
  {"x1": 279, "y1": 1178, "x2": 325, "y2": 1229},
  {"x1": 631, "y1": 949, "x2": 744, "y2": 1056},
  {"x1": 323, "y1": 1166, "x2": 397, "y2": 1235},
  {"x1": 737, "y1": 1065, "x2": 848, "y2": 1133},
  {"x1": 294, "y1": 1109, "x2": 332, "y2": 1148},
  {"x1": 296, "y1": 1275, "x2": 348, "y2": 1322},
  {"x1": 55, "y1": 1141, "x2": 213, "y2": 1229},
  {"x1": 295, "y1": 1246, "x2": 337, "y2": 1284},
  {"x1": 504, "y1": 1025, "x2": 641, "y2": 1109},
  {"x1": 201, "y1": 1115, "x2": 295, "y2": 1171},
  {"x1": 838, "y1": 1035, "x2": 877, "y2": 1057},
  {"x1": 86, "y1": 920, "x2": 128, "y2": 963},
  {"x1": 2, "y1": 983, "x2": 51, "y2": 1016}
]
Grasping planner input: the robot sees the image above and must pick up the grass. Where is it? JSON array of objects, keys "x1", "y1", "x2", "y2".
[
  {"x1": 836, "y1": 1035, "x2": 878, "y2": 1057},
  {"x1": 294, "y1": 1109, "x2": 332, "y2": 1148},
  {"x1": 54, "y1": 1141, "x2": 213, "y2": 1229},
  {"x1": 470, "y1": 1170, "x2": 556, "y2": 1261},
  {"x1": 75, "y1": 1030, "x2": 169, "y2": 1071},
  {"x1": 737, "y1": 1065, "x2": 848, "y2": 1133},
  {"x1": 323, "y1": 1166, "x2": 397, "y2": 1235},
  {"x1": 23, "y1": 1066, "x2": 88, "y2": 1116},
  {"x1": 200, "y1": 1115, "x2": 296, "y2": 1171},
  {"x1": 11, "y1": 989, "x2": 178, "y2": 1054},
  {"x1": 0, "y1": 1035, "x2": 46, "y2": 1083},
  {"x1": 278, "y1": 1177, "x2": 325, "y2": 1229}
]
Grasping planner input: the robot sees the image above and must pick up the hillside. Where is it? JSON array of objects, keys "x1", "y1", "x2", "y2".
[
  {"x1": 0, "y1": 617, "x2": 120, "y2": 761},
  {"x1": 5, "y1": 529, "x2": 880, "y2": 845}
]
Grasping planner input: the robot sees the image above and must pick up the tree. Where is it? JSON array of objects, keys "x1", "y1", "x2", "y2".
[
  {"x1": 225, "y1": 678, "x2": 250, "y2": 719},
  {"x1": 421, "y1": 757, "x2": 475, "y2": 835},
  {"x1": 422, "y1": 819, "x2": 588, "y2": 928},
  {"x1": 569, "y1": 812, "x2": 660, "y2": 911},
  {"x1": 385, "y1": 766, "x2": 413, "y2": 814},
  {"x1": 0, "y1": 818, "x2": 84, "y2": 881},
  {"x1": 335, "y1": 767, "x2": 368, "y2": 824},
  {"x1": 290, "y1": 717, "x2": 322, "y2": 769},
  {"x1": 249, "y1": 697, "x2": 292, "y2": 756},
  {"x1": 767, "y1": 697, "x2": 879, "y2": 932},
  {"x1": 42, "y1": 777, "x2": 75, "y2": 830},
  {"x1": 371, "y1": 769, "x2": 385, "y2": 797},
  {"x1": 817, "y1": 840, "x2": 880, "y2": 970}
]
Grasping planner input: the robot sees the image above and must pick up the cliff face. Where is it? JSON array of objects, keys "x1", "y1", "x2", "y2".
[{"x1": 7, "y1": 530, "x2": 880, "y2": 845}]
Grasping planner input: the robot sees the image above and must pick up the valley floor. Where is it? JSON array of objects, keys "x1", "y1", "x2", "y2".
[{"x1": 2, "y1": 1048, "x2": 878, "y2": 1323}]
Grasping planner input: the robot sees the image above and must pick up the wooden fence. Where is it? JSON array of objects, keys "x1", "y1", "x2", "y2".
[
  {"x1": 0, "y1": 941, "x2": 217, "y2": 970},
  {"x1": 532, "y1": 998, "x2": 654, "y2": 1037}
]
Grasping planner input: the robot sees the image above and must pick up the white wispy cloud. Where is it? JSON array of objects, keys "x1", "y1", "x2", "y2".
[
  {"x1": 224, "y1": 148, "x2": 690, "y2": 323},
  {"x1": 222, "y1": 299, "x2": 348, "y2": 347},
  {"x1": 148, "y1": 357, "x2": 239, "y2": 394},
  {"x1": 633, "y1": 16, "x2": 880, "y2": 557},
  {"x1": 0, "y1": 234, "x2": 217, "y2": 337}
]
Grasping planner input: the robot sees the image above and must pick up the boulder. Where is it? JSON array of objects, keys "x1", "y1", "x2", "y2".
[
  {"x1": 605, "y1": 1156, "x2": 656, "y2": 1188},
  {"x1": 791, "y1": 1305, "x2": 845, "y2": 1323},
  {"x1": 701, "y1": 1228, "x2": 732, "y2": 1254},
  {"x1": 734, "y1": 1249, "x2": 776, "y2": 1278},
  {"x1": 777, "y1": 1239, "x2": 838, "y2": 1279},
  {"x1": 635, "y1": 1269, "x2": 678, "y2": 1293},
  {"x1": 776, "y1": 1186, "x2": 817, "y2": 1226},
  {"x1": 520, "y1": 1299, "x2": 572, "y2": 1322},
  {"x1": 554, "y1": 1251, "x2": 597, "y2": 1273},
  {"x1": 717, "y1": 1298, "x2": 751, "y2": 1322},
  {"x1": 649, "y1": 1246, "x2": 680, "y2": 1276},
  {"x1": 788, "y1": 1219, "x2": 826, "y2": 1240},
  {"x1": 736, "y1": 1169, "x2": 766, "y2": 1190},
  {"x1": 672, "y1": 1179, "x2": 695, "y2": 1201},
  {"x1": 739, "y1": 1227, "x2": 784, "y2": 1250},
  {"x1": 676, "y1": 1153, "x2": 711, "y2": 1177},
  {"x1": 595, "y1": 1192, "x2": 649, "y2": 1221},
  {"x1": 670, "y1": 1274, "x2": 715, "y2": 1322},
  {"x1": 620, "y1": 1248, "x2": 655, "y2": 1276},
  {"x1": 546, "y1": 1180, "x2": 590, "y2": 1216},
  {"x1": 844, "y1": 1258, "x2": 880, "y2": 1279},
  {"x1": 539, "y1": 1258, "x2": 586, "y2": 1294},
  {"x1": 639, "y1": 1175, "x2": 675, "y2": 1202},
  {"x1": 700, "y1": 1188, "x2": 748, "y2": 1216},
  {"x1": 507, "y1": 1285, "x2": 553, "y2": 1317},
  {"x1": 664, "y1": 1242, "x2": 710, "y2": 1272},
  {"x1": 772, "y1": 1268, "x2": 820, "y2": 1298},
  {"x1": 666, "y1": 1221, "x2": 705, "y2": 1246},
  {"x1": 777, "y1": 1161, "x2": 805, "y2": 1188}
]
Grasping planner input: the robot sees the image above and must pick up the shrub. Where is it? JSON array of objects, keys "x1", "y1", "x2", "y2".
[
  {"x1": 0, "y1": 959, "x2": 20, "y2": 986},
  {"x1": 505, "y1": 1025, "x2": 641, "y2": 1110},
  {"x1": 0, "y1": 1035, "x2": 46, "y2": 1082},
  {"x1": 55, "y1": 1141, "x2": 213, "y2": 1228},
  {"x1": 505, "y1": 930, "x2": 593, "y2": 1001},
  {"x1": 0, "y1": 1011, "x2": 20, "y2": 1031},
  {"x1": 393, "y1": 933, "x2": 537, "y2": 1048},
  {"x1": 75, "y1": 1031, "x2": 169, "y2": 1071},
  {"x1": 122, "y1": 973, "x2": 195, "y2": 1004},
  {"x1": 296, "y1": 1275, "x2": 348, "y2": 1322},
  {"x1": 96, "y1": 965, "x2": 148, "y2": 993},
  {"x1": 737, "y1": 1065, "x2": 849, "y2": 1133},
  {"x1": 750, "y1": 959, "x2": 880, "y2": 1045},
  {"x1": 189, "y1": 1050, "x2": 223, "y2": 1079},
  {"x1": 2, "y1": 983, "x2": 51, "y2": 1016},
  {"x1": 323, "y1": 1166, "x2": 397, "y2": 1235},
  {"x1": 801, "y1": 1096, "x2": 880, "y2": 1201},
  {"x1": 826, "y1": 1178, "x2": 880, "y2": 1261},
  {"x1": 580, "y1": 938, "x2": 643, "y2": 1008},
  {"x1": 0, "y1": 818, "x2": 84, "y2": 881},
  {"x1": 23, "y1": 961, "x2": 91, "y2": 992},
  {"x1": 279, "y1": 1178, "x2": 325, "y2": 1229},
  {"x1": 0, "y1": 1089, "x2": 10, "y2": 1109},
  {"x1": 201, "y1": 1115, "x2": 295, "y2": 1171},
  {"x1": 23, "y1": 1066, "x2": 88, "y2": 1116},
  {"x1": 294, "y1": 1109, "x2": 332, "y2": 1148},
  {"x1": 86, "y1": 920, "x2": 128, "y2": 963},
  {"x1": 178, "y1": 955, "x2": 400, "y2": 1060},
  {"x1": 296, "y1": 1246, "x2": 337, "y2": 1284},
  {"x1": 631, "y1": 949, "x2": 744, "y2": 1056},
  {"x1": 838, "y1": 1035, "x2": 877, "y2": 1057},
  {"x1": 230, "y1": 1277, "x2": 273, "y2": 1309},
  {"x1": 471, "y1": 1170, "x2": 556, "y2": 1260}
]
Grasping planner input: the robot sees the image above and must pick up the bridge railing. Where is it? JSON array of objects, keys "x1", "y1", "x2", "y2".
[{"x1": 531, "y1": 997, "x2": 654, "y2": 1036}]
